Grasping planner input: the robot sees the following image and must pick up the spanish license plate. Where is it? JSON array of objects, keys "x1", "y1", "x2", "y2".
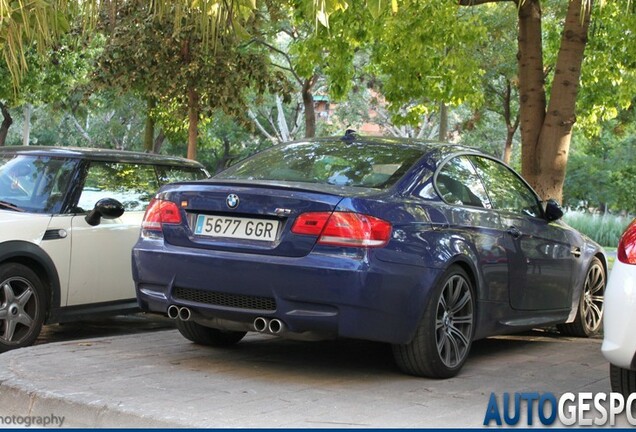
[{"x1": 194, "y1": 214, "x2": 279, "y2": 242}]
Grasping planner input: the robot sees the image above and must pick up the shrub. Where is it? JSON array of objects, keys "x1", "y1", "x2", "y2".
[{"x1": 563, "y1": 211, "x2": 633, "y2": 248}]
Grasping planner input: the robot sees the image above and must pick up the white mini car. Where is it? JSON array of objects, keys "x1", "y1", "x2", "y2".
[
  {"x1": 0, "y1": 146, "x2": 208, "y2": 351},
  {"x1": 602, "y1": 218, "x2": 636, "y2": 396}
]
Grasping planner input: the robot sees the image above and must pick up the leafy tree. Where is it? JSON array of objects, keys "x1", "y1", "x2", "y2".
[
  {"x1": 95, "y1": 0, "x2": 284, "y2": 160},
  {"x1": 564, "y1": 105, "x2": 636, "y2": 213},
  {"x1": 314, "y1": 0, "x2": 636, "y2": 203},
  {"x1": 0, "y1": 34, "x2": 99, "y2": 146}
]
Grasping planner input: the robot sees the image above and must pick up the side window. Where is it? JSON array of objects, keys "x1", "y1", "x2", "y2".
[
  {"x1": 434, "y1": 156, "x2": 490, "y2": 208},
  {"x1": 156, "y1": 166, "x2": 209, "y2": 184},
  {"x1": 76, "y1": 162, "x2": 159, "y2": 212},
  {"x1": 469, "y1": 156, "x2": 542, "y2": 218}
]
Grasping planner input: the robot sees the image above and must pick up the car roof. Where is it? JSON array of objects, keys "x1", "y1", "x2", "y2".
[
  {"x1": 0, "y1": 145, "x2": 204, "y2": 168},
  {"x1": 281, "y1": 134, "x2": 487, "y2": 161}
]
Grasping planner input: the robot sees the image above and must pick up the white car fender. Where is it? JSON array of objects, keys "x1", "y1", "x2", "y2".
[{"x1": 601, "y1": 259, "x2": 636, "y2": 369}]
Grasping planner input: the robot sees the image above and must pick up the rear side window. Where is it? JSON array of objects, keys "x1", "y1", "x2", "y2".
[
  {"x1": 157, "y1": 166, "x2": 209, "y2": 184},
  {"x1": 77, "y1": 162, "x2": 159, "y2": 212},
  {"x1": 218, "y1": 141, "x2": 425, "y2": 189},
  {"x1": 435, "y1": 156, "x2": 490, "y2": 208},
  {"x1": 469, "y1": 156, "x2": 542, "y2": 218}
]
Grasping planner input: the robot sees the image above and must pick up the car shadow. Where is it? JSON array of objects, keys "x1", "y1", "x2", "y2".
[
  {"x1": 36, "y1": 313, "x2": 175, "y2": 346},
  {"x1": 173, "y1": 328, "x2": 574, "y2": 379}
]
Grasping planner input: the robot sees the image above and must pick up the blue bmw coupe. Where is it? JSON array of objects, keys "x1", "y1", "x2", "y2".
[{"x1": 132, "y1": 135, "x2": 606, "y2": 378}]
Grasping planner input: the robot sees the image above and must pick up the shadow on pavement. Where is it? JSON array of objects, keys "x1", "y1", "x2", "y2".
[{"x1": 36, "y1": 313, "x2": 175, "y2": 346}]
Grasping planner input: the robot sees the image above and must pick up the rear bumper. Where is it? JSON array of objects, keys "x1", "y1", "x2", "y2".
[
  {"x1": 132, "y1": 239, "x2": 441, "y2": 344},
  {"x1": 602, "y1": 260, "x2": 636, "y2": 369}
]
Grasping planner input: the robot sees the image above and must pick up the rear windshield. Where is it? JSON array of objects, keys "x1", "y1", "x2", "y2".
[{"x1": 217, "y1": 141, "x2": 425, "y2": 189}]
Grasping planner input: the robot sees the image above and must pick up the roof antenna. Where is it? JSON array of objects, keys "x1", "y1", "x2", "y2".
[{"x1": 341, "y1": 129, "x2": 357, "y2": 142}]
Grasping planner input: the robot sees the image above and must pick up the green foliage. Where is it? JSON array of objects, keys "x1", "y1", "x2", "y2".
[
  {"x1": 93, "y1": 0, "x2": 284, "y2": 158},
  {"x1": 563, "y1": 211, "x2": 632, "y2": 248},
  {"x1": 0, "y1": 32, "x2": 100, "y2": 107},
  {"x1": 576, "y1": 1, "x2": 636, "y2": 135},
  {"x1": 564, "y1": 108, "x2": 636, "y2": 213},
  {"x1": 4, "y1": 92, "x2": 147, "y2": 150}
]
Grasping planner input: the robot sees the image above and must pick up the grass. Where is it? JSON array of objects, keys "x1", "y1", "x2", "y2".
[{"x1": 562, "y1": 211, "x2": 633, "y2": 248}]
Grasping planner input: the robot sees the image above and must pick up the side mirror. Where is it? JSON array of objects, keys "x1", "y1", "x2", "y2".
[
  {"x1": 544, "y1": 199, "x2": 564, "y2": 222},
  {"x1": 85, "y1": 198, "x2": 125, "y2": 226}
]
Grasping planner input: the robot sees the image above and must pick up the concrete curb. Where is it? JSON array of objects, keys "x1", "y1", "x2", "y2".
[{"x1": 0, "y1": 329, "x2": 614, "y2": 428}]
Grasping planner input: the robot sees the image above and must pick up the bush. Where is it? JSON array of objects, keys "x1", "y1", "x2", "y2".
[{"x1": 563, "y1": 211, "x2": 633, "y2": 248}]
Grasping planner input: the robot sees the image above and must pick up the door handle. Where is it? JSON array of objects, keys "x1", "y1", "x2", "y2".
[{"x1": 507, "y1": 226, "x2": 522, "y2": 239}]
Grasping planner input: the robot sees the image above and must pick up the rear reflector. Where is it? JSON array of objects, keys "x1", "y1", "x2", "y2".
[
  {"x1": 291, "y1": 211, "x2": 391, "y2": 248},
  {"x1": 617, "y1": 219, "x2": 636, "y2": 265},
  {"x1": 142, "y1": 198, "x2": 182, "y2": 231}
]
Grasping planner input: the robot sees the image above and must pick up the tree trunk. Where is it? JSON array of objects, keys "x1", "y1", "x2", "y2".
[
  {"x1": 502, "y1": 80, "x2": 519, "y2": 165},
  {"x1": 302, "y1": 76, "x2": 317, "y2": 138},
  {"x1": 276, "y1": 95, "x2": 291, "y2": 141},
  {"x1": 438, "y1": 102, "x2": 448, "y2": 141},
  {"x1": 144, "y1": 98, "x2": 156, "y2": 152},
  {"x1": 214, "y1": 137, "x2": 232, "y2": 173},
  {"x1": 23, "y1": 104, "x2": 32, "y2": 146},
  {"x1": 502, "y1": 129, "x2": 515, "y2": 164},
  {"x1": 0, "y1": 102, "x2": 12, "y2": 146},
  {"x1": 187, "y1": 86, "x2": 199, "y2": 160},
  {"x1": 153, "y1": 129, "x2": 165, "y2": 154},
  {"x1": 517, "y1": 0, "x2": 546, "y2": 185},
  {"x1": 460, "y1": 0, "x2": 592, "y2": 202},
  {"x1": 533, "y1": 0, "x2": 591, "y2": 201}
]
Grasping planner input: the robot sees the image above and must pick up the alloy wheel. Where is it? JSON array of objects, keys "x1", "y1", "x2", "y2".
[
  {"x1": 435, "y1": 274, "x2": 474, "y2": 368},
  {"x1": 582, "y1": 262, "x2": 604, "y2": 334},
  {"x1": 0, "y1": 277, "x2": 39, "y2": 344}
]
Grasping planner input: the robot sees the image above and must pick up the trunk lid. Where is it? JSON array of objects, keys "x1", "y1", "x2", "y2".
[{"x1": 158, "y1": 180, "x2": 377, "y2": 257}]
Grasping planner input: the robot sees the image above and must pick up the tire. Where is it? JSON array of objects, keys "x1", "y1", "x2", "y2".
[
  {"x1": 176, "y1": 319, "x2": 246, "y2": 347},
  {"x1": 610, "y1": 364, "x2": 636, "y2": 398},
  {"x1": 557, "y1": 257, "x2": 605, "y2": 337},
  {"x1": 0, "y1": 263, "x2": 47, "y2": 352},
  {"x1": 393, "y1": 266, "x2": 475, "y2": 378}
]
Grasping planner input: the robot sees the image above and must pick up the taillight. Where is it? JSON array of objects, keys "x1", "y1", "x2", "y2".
[
  {"x1": 291, "y1": 211, "x2": 392, "y2": 248},
  {"x1": 141, "y1": 198, "x2": 182, "y2": 232},
  {"x1": 617, "y1": 219, "x2": 636, "y2": 265},
  {"x1": 291, "y1": 212, "x2": 331, "y2": 236}
]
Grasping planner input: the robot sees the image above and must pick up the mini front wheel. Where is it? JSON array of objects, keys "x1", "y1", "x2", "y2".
[{"x1": 0, "y1": 263, "x2": 47, "y2": 352}]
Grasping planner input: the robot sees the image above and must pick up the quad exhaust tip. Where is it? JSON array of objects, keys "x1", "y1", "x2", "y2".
[
  {"x1": 253, "y1": 317, "x2": 268, "y2": 332},
  {"x1": 167, "y1": 305, "x2": 192, "y2": 321},
  {"x1": 253, "y1": 317, "x2": 286, "y2": 334}
]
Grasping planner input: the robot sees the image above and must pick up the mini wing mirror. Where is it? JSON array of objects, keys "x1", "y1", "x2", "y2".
[
  {"x1": 85, "y1": 198, "x2": 125, "y2": 226},
  {"x1": 544, "y1": 199, "x2": 564, "y2": 222}
]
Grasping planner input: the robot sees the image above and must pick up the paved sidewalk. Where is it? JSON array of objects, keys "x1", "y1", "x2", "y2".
[{"x1": 0, "y1": 329, "x2": 610, "y2": 428}]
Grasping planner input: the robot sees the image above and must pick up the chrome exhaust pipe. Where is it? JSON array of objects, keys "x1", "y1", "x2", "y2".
[
  {"x1": 253, "y1": 317, "x2": 269, "y2": 332},
  {"x1": 268, "y1": 319, "x2": 285, "y2": 334},
  {"x1": 178, "y1": 307, "x2": 192, "y2": 321},
  {"x1": 167, "y1": 305, "x2": 180, "y2": 319}
]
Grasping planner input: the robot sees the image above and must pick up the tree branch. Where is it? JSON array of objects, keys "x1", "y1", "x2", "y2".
[{"x1": 248, "y1": 109, "x2": 278, "y2": 143}]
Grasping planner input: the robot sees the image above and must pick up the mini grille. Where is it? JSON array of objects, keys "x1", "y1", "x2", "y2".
[{"x1": 173, "y1": 287, "x2": 276, "y2": 311}]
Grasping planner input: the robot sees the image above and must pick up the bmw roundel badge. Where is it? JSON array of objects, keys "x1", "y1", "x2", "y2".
[{"x1": 226, "y1": 194, "x2": 240, "y2": 209}]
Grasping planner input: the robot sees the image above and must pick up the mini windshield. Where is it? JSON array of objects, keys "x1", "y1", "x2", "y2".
[
  {"x1": 217, "y1": 141, "x2": 425, "y2": 189},
  {"x1": 0, "y1": 155, "x2": 78, "y2": 214}
]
